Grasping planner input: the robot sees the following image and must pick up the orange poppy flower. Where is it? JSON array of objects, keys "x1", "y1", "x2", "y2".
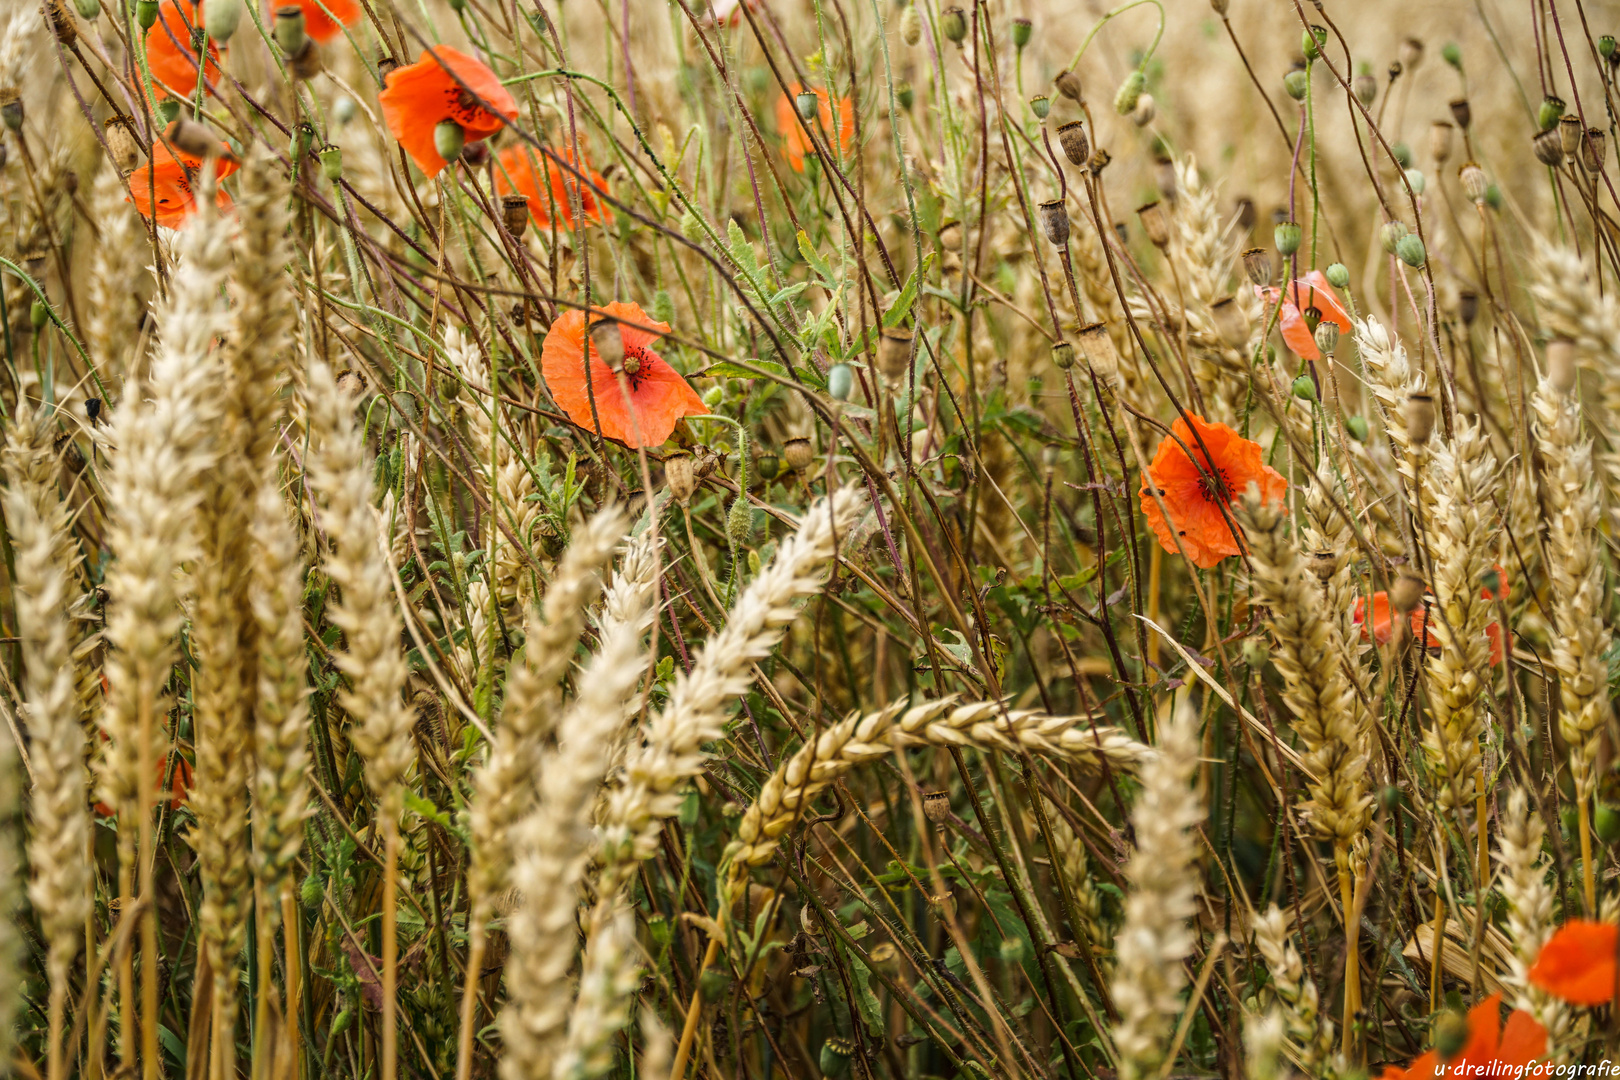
[
  {"x1": 774, "y1": 82, "x2": 855, "y2": 172},
  {"x1": 1254, "y1": 270, "x2": 1351, "y2": 361},
  {"x1": 127, "y1": 141, "x2": 239, "y2": 228},
  {"x1": 1529, "y1": 919, "x2": 1620, "y2": 1005},
  {"x1": 1138, "y1": 413, "x2": 1286, "y2": 569},
  {"x1": 494, "y1": 145, "x2": 613, "y2": 229},
  {"x1": 144, "y1": 0, "x2": 222, "y2": 99},
  {"x1": 378, "y1": 46, "x2": 517, "y2": 178},
  {"x1": 1375, "y1": 994, "x2": 1546, "y2": 1080},
  {"x1": 279, "y1": 0, "x2": 361, "y2": 44},
  {"x1": 541, "y1": 301, "x2": 707, "y2": 448},
  {"x1": 1354, "y1": 564, "x2": 1509, "y2": 663}
]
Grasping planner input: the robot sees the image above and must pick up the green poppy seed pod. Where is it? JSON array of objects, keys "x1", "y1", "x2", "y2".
[
  {"x1": 1403, "y1": 168, "x2": 1425, "y2": 195},
  {"x1": 1354, "y1": 70, "x2": 1376, "y2": 107},
  {"x1": 782, "y1": 437, "x2": 813, "y2": 472},
  {"x1": 1054, "y1": 67, "x2": 1082, "y2": 102},
  {"x1": 698, "y1": 969, "x2": 730, "y2": 1003},
  {"x1": 1301, "y1": 305, "x2": 1322, "y2": 333},
  {"x1": 1038, "y1": 200, "x2": 1070, "y2": 247},
  {"x1": 827, "y1": 362, "x2": 854, "y2": 401},
  {"x1": 1011, "y1": 16, "x2": 1031, "y2": 48},
  {"x1": 318, "y1": 144, "x2": 343, "y2": 182},
  {"x1": 1051, "y1": 341, "x2": 1075, "y2": 370},
  {"x1": 941, "y1": 5, "x2": 966, "y2": 44},
  {"x1": 896, "y1": 82, "x2": 914, "y2": 110},
  {"x1": 1325, "y1": 262, "x2": 1350, "y2": 288},
  {"x1": 1283, "y1": 69, "x2": 1308, "y2": 101},
  {"x1": 1391, "y1": 142, "x2": 1412, "y2": 168},
  {"x1": 433, "y1": 120, "x2": 466, "y2": 163},
  {"x1": 204, "y1": 0, "x2": 240, "y2": 41},
  {"x1": 1395, "y1": 233, "x2": 1427, "y2": 268},
  {"x1": 29, "y1": 300, "x2": 48, "y2": 330},
  {"x1": 1291, "y1": 374, "x2": 1317, "y2": 402},
  {"x1": 1210, "y1": 297, "x2": 1248, "y2": 347},
  {"x1": 726, "y1": 495, "x2": 754, "y2": 545},
  {"x1": 290, "y1": 120, "x2": 316, "y2": 165},
  {"x1": 1314, "y1": 320, "x2": 1339, "y2": 355},
  {"x1": 0, "y1": 89, "x2": 21, "y2": 134},
  {"x1": 1560, "y1": 113, "x2": 1582, "y2": 156},
  {"x1": 796, "y1": 91, "x2": 818, "y2": 119},
  {"x1": 1595, "y1": 805, "x2": 1620, "y2": 845},
  {"x1": 1450, "y1": 98, "x2": 1471, "y2": 130},
  {"x1": 1056, "y1": 120, "x2": 1088, "y2": 167},
  {"x1": 73, "y1": 0, "x2": 99, "y2": 18},
  {"x1": 898, "y1": 3, "x2": 921, "y2": 46},
  {"x1": 1533, "y1": 128, "x2": 1564, "y2": 166},
  {"x1": 1301, "y1": 24, "x2": 1326, "y2": 60},
  {"x1": 1029, "y1": 94, "x2": 1049, "y2": 120},
  {"x1": 1379, "y1": 219, "x2": 1408, "y2": 253},
  {"x1": 1113, "y1": 69, "x2": 1146, "y2": 115},
  {"x1": 135, "y1": 0, "x2": 158, "y2": 26},
  {"x1": 1539, "y1": 94, "x2": 1566, "y2": 131},
  {"x1": 1273, "y1": 220, "x2": 1301, "y2": 256},
  {"x1": 1441, "y1": 41, "x2": 1462, "y2": 70},
  {"x1": 1602, "y1": 34, "x2": 1617, "y2": 59},
  {"x1": 1432, "y1": 1012, "x2": 1470, "y2": 1061},
  {"x1": 1345, "y1": 414, "x2": 1370, "y2": 442},
  {"x1": 273, "y1": 4, "x2": 307, "y2": 55},
  {"x1": 1242, "y1": 246, "x2": 1271, "y2": 286},
  {"x1": 755, "y1": 454, "x2": 780, "y2": 483},
  {"x1": 1459, "y1": 160, "x2": 1487, "y2": 203},
  {"x1": 819, "y1": 1038, "x2": 855, "y2": 1079}
]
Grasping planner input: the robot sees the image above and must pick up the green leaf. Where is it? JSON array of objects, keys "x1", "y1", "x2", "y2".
[
  {"x1": 769, "y1": 281, "x2": 810, "y2": 306},
  {"x1": 883, "y1": 252, "x2": 937, "y2": 328},
  {"x1": 158, "y1": 1026, "x2": 186, "y2": 1072},
  {"x1": 699, "y1": 359, "x2": 790, "y2": 381},
  {"x1": 839, "y1": 937, "x2": 886, "y2": 1037},
  {"x1": 728, "y1": 218, "x2": 760, "y2": 282},
  {"x1": 796, "y1": 229, "x2": 836, "y2": 285},
  {"x1": 404, "y1": 789, "x2": 451, "y2": 828}
]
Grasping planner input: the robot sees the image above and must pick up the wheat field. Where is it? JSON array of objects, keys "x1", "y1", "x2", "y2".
[{"x1": 3, "y1": 0, "x2": 1620, "y2": 1075}]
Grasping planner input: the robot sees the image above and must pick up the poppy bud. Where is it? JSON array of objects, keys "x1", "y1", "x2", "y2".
[
  {"x1": 30, "y1": 300, "x2": 48, "y2": 329},
  {"x1": 1056, "y1": 120, "x2": 1089, "y2": 167},
  {"x1": 1131, "y1": 92, "x2": 1155, "y2": 127},
  {"x1": 433, "y1": 120, "x2": 466, "y2": 164},
  {"x1": 1582, "y1": 127, "x2": 1606, "y2": 173},
  {"x1": 1450, "y1": 97, "x2": 1471, "y2": 130},
  {"x1": 1113, "y1": 69, "x2": 1146, "y2": 115},
  {"x1": 1379, "y1": 219, "x2": 1407, "y2": 253},
  {"x1": 1010, "y1": 16, "x2": 1030, "y2": 48},
  {"x1": 1405, "y1": 392, "x2": 1435, "y2": 443},
  {"x1": 1077, "y1": 322, "x2": 1120, "y2": 387},
  {"x1": 1560, "y1": 113, "x2": 1582, "y2": 157},
  {"x1": 501, "y1": 193, "x2": 530, "y2": 237},
  {"x1": 1283, "y1": 69, "x2": 1308, "y2": 101},
  {"x1": 1038, "y1": 200, "x2": 1070, "y2": 247},
  {"x1": 940, "y1": 5, "x2": 966, "y2": 44},
  {"x1": 1054, "y1": 67, "x2": 1082, "y2": 102},
  {"x1": 74, "y1": 0, "x2": 98, "y2": 18},
  {"x1": 827, "y1": 362, "x2": 854, "y2": 401},
  {"x1": 1459, "y1": 160, "x2": 1487, "y2": 203},
  {"x1": 898, "y1": 4, "x2": 921, "y2": 45},
  {"x1": 1242, "y1": 246, "x2": 1271, "y2": 286},
  {"x1": 1539, "y1": 94, "x2": 1566, "y2": 131},
  {"x1": 1345, "y1": 414, "x2": 1369, "y2": 441},
  {"x1": 274, "y1": 4, "x2": 308, "y2": 55},
  {"x1": 104, "y1": 115, "x2": 142, "y2": 175},
  {"x1": 1136, "y1": 200, "x2": 1169, "y2": 248},
  {"x1": 896, "y1": 82, "x2": 914, "y2": 110},
  {"x1": 1395, "y1": 233, "x2": 1426, "y2": 268},
  {"x1": 1240, "y1": 637, "x2": 1268, "y2": 668},
  {"x1": 1051, "y1": 341, "x2": 1075, "y2": 370},
  {"x1": 1301, "y1": 24, "x2": 1326, "y2": 60},
  {"x1": 135, "y1": 0, "x2": 157, "y2": 26},
  {"x1": 1429, "y1": 120, "x2": 1453, "y2": 164},
  {"x1": 922, "y1": 789, "x2": 951, "y2": 824},
  {"x1": 0, "y1": 88, "x2": 21, "y2": 133},
  {"x1": 665, "y1": 451, "x2": 697, "y2": 504},
  {"x1": 726, "y1": 495, "x2": 753, "y2": 545},
  {"x1": 1314, "y1": 320, "x2": 1339, "y2": 355},
  {"x1": 1399, "y1": 36, "x2": 1424, "y2": 70},
  {"x1": 1441, "y1": 40, "x2": 1463, "y2": 68},
  {"x1": 783, "y1": 437, "x2": 813, "y2": 472},
  {"x1": 1274, "y1": 220, "x2": 1301, "y2": 256},
  {"x1": 1324, "y1": 262, "x2": 1350, "y2": 289},
  {"x1": 1210, "y1": 297, "x2": 1248, "y2": 348},
  {"x1": 1458, "y1": 290, "x2": 1478, "y2": 325},
  {"x1": 878, "y1": 328, "x2": 913, "y2": 382},
  {"x1": 1533, "y1": 128, "x2": 1565, "y2": 166},
  {"x1": 1603, "y1": 34, "x2": 1617, "y2": 59},
  {"x1": 1403, "y1": 168, "x2": 1425, "y2": 195},
  {"x1": 205, "y1": 0, "x2": 241, "y2": 42},
  {"x1": 1029, "y1": 94, "x2": 1049, "y2": 120},
  {"x1": 1354, "y1": 69, "x2": 1376, "y2": 107},
  {"x1": 1547, "y1": 337, "x2": 1577, "y2": 393},
  {"x1": 1292, "y1": 374, "x2": 1317, "y2": 402}
]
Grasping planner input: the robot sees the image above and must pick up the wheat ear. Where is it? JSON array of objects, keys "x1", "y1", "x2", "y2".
[
  {"x1": 1495, "y1": 788, "x2": 1568, "y2": 1046},
  {"x1": 1251, "y1": 904, "x2": 1334, "y2": 1074}
]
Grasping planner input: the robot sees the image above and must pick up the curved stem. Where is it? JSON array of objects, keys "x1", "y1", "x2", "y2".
[{"x1": 1064, "y1": 0, "x2": 1165, "y2": 75}]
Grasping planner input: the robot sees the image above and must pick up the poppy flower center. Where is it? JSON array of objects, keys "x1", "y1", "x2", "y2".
[
  {"x1": 449, "y1": 87, "x2": 490, "y2": 123},
  {"x1": 620, "y1": 345, "x2": 653, "y2": 389},
  {"x1": 1197, "y1": 466, "x2": 1233, "y2": 504}
]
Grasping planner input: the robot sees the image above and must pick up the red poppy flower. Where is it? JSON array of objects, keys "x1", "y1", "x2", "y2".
[
  {"x1": 1529, "y1": 919, "x2": 1620, "y2": 1005},
  {"x1": 541, "y1": 301, "x2": 707, "y2": 448},
  {"x1": 1139, "y1": 413, "x2": 1286, "y2": 569},
  {"x1": 280, "y1": 0, "x2": 361, "y2": 44},
  {"x1": 127, "y1": 141, "x2": 239, "y2": 228},
  {"x1": 494, "y1": 145, "x2": 613, "y2": 229},
  {"x1": 144, "y1": 0, "x2": 222, "y2": 99},
  {"x1": 378, "y1": 46, "x2": 517, "y2": 178},
  {"x1": 1376, "y1": 994, "x2": 1546, "y2": 1079},
  {"x1": 1354, "y1": 564, "x2": 1509, "y2": 663},
  {"x1": 774, "y1": 82, "x2": 855, "y2": 173},
  {"x1": 93, "y1": 747, "x2": 193, "y2": 816},
  {"x1": 1254, "y1": 270, "x2": 1351, "y2": 361}
]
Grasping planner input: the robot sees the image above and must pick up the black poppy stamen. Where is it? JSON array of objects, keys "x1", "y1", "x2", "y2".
[{"x1": 1197, "y1": 467, "x2": 1234, "y2": 504}]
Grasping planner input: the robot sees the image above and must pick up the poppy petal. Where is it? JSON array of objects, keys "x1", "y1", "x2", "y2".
[
  {"x1": 1289, "y1": 271, "x2": 1352, "y2": 331},
  {"x1": 1277, "y1": 300, "x2": 1322, "y2": 359},
  {"x1": 1498, "y1": 1009, "x2": 1547, "y2": 1067},
  {"x1": 541, "y1": 303, "x2": 706, "y2": 448},
  {"x1": 291, "y1": 0, "x2": 361, "y2": 43},
  {"x1": 1530, "y1": 919, "x2": 1619, "y2": 1005},
  {"x1": 379, "y1": 46, "x2": 517, "y2": 177}
]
